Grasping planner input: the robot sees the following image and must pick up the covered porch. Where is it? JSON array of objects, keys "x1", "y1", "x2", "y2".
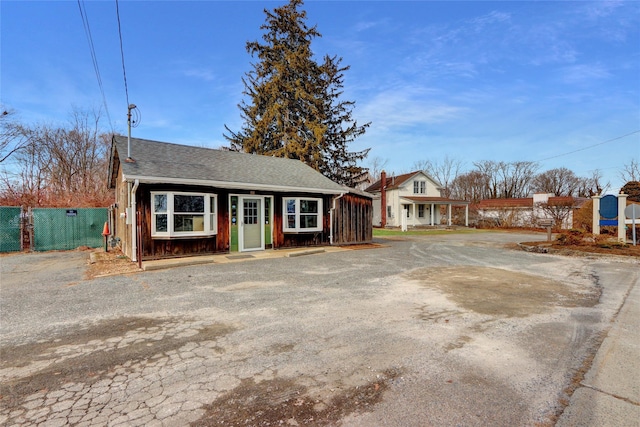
[{"x1": 400, "y1": 196, "x2": 469, "y2": 228}]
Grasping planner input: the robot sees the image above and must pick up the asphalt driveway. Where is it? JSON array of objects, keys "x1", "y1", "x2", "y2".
[{"x1": 1, "y1": 231, "x2": 638, "y2": 426}]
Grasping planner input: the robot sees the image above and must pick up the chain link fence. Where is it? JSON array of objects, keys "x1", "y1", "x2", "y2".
[
  {"x1": 0, "y1": 207, "x2": 107, "y2": 252},
  {"x1": 0, "y1": 207, "x2": 22, "y2": 252}
]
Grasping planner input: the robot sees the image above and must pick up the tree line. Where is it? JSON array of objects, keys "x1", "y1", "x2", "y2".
[
  {"x1": 405, "y1": 157, "x2": 638, "y2": 203},
  {"x1": 0, "y1": 108, "x2": 113, "y2": 207}
]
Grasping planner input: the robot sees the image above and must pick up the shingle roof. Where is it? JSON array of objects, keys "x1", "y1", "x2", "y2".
[
  {"x1": 476, "y1": 198, "x2": 533, "y2": 209},
  {"x1": 365, "y1": 171, "x2": 443, "y2": 193},
  {"x1": 403, "y1": 196, "x2": 469, "y2": 204},
  {"x1": 109, "y1": 136, "x2": 346, "y2": 194}
]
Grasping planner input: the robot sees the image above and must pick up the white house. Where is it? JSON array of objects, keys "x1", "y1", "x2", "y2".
[
  {"x1": 365, "y1": 171, "x2": 469, "y2": 228},
  {"x1": 475, "y1": 193, "x2": 586, "y2": 229}
]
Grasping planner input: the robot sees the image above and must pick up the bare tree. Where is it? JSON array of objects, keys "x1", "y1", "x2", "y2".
[
  {"x1": 619, "y1": 159, "x2": 639, "y2": 183},
  {"x1": 450, "y1": 170, "x2": 489, "y2": 203},
  {"x1": 576, "y1": 169, "x2": 609, "y2": 197},
  {"x1": 472, "y1": 160, "x2": 501, "y2": 199},
  {"x1": 535, "y1": 199, "x2": 577, "y2": 230},
  {"x1": 498, "y1": 161, "x2": 538, "y2": 198},
  {"x1": 0, "y1": 139, "x2": 49, "y2": 206},
  {"x1": 414, "y1": 156, "x2": 463, "y2": 198},
  {"x1": 0, "y1": 109, "x2": 31, "y2": 163},
  {"x1": 412, "y1": 159, "x2": 430, "y2": 173},
  {"x1": 367, "y1": 156, "x2": 389, "y2": 182},
  {"x1": 532, "y1": 167, "x2": 581, "y2": 196},
  {"x1": 0, "y1": 108, "x2": 113, "y2": 207}
]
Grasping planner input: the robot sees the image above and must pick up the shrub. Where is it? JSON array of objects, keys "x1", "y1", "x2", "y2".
[
  {"x1": 555, "y1": 229, "x2": 587, "y2": 246},
  {"x1": 594, "y1": 234, "x2": 628, "y2": 249},
  {"x1": 573, "y1": 200, "x2": 593, "y2": 232}
]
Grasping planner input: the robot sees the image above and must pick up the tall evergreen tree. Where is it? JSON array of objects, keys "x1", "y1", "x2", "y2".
[{"x1": 224, "y1": 0, "x2": 370, "y2": 187}]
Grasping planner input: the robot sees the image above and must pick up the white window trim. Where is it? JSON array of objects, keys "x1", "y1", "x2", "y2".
[
  {"x1": 151, "y1": 191, "x2": 217, "y2": 238},
  {"x1": 414, "y1": 180, "x2": 426, "y2": 194},
  {"x1": 283, "y1": 197, "x2": 323, "y2": 233}
]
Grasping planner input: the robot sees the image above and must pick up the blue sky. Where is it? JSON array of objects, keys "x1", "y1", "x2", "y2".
[{"x1": 2, "y1": 0, "x2": 639, "y2": 192}]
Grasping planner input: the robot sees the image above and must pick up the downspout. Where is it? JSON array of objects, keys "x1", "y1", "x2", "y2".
[
  {"x1": 330, "y1": 192, "x2": 346, "y2": 245},
  {"x1": 131, "y1": 179, "x2": 139, "y2": 262}
]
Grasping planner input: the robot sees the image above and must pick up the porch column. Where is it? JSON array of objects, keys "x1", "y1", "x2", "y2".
[
  {"x1": 412, "y1": 204, "x2": 416, "y2": 227},
  {"x1": 618, "y1": 192, "x2": 628, "y2": 242},
  {"x1": 447, "y1": 204, "x2": 452, "y2": 226},
  {"x1": 465, "y1": 204, "x2": 469, "y2": 227},
  {"x1": 430, "y1": 203, "x2": 435, "y2": 226},
  {"x1": 592, "y1": 195, "x2": 601, "y2": 235}
]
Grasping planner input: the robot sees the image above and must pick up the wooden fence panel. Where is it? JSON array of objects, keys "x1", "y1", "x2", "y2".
[{"x1": 332, "y1": 193, "x2": 372, "y2": 245}]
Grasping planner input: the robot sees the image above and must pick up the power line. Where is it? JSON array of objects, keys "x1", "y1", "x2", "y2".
[
  {"x1": 77, "y1": 0, "x2": 114, "y2": 132},
  {"x1": 115, "y1": 0, "x2": 131, "y2": 109},
  {"x1": 535, "y1": 130, "x2": 640, "y2": 162}
]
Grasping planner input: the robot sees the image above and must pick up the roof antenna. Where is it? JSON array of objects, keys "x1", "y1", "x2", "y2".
[{"x1": 125, "y1": 103, "x2": 138, "y2": 163}]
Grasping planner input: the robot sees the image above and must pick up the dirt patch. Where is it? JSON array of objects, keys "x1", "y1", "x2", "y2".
[
  {"x1": 85, "y1": 248, "x2": 141, "y2": 278},
  {"x1": 343, "y1": 243, "x2": 387, "y2": 250},
  {"x1": 407, "y1": 267, "x2": 600, "y2": 317},
  {"x1": 191, "y1": 368, "x2": 402, "y2": 427},
  {"x1": 519, "y1": 241, "x2": 640, "y2": 258}
]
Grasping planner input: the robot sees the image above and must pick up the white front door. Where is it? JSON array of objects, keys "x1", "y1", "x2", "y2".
[{"x1": 240, "y1": 197, "x2": 263, "y2": 251}]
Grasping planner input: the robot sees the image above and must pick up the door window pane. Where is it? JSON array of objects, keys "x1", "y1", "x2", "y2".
[{"x1": 244, "y1": 200, "x2": 258, "y2": 225}]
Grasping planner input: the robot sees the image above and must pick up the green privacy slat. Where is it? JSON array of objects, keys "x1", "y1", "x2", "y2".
[
  {"x1": 0, "y1": 207, "x2": 22, "y2": 252},
  {"x1": 32, "y1": 208, "x2": 107, "y2": 251}
]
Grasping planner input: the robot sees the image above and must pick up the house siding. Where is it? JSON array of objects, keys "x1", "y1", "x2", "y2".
[
  {"x1": 332, "y1": 192, "x2": 373, "y2": 245},
  {"x1": 114, "y1": 166, "x2": 132, "y2": 258},
  {"x1": 385, "y1": 175, "x2": 443, "y2": 227},
  {"x1": 475, "y1": 194, "x2": 581, "y2": 229},
  {"x1": 108, "y1": 138, "x2": 372, "y2": 259},
  {"x1": 137, "y1": 184, "x2": 224, "y2": 259},
  {"x1": 115, "y1": 182, "x2": 338, "y2": 260},
  {"x1": 367, "y1": 171, "x2": 469, "y2": 227}
]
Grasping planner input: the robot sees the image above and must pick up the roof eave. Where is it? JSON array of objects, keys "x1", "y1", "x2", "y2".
[
  {"x1": 400, "y1": 196, "x2": 470, "y2": 204},
  {"x1": 121, "y1": 174, "x2": 343, "y2": 195}
]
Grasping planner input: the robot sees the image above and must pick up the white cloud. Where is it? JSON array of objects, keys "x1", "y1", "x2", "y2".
[
  {"x1": 354, "y1": 20, "x2": 382, "y2": 32},
  {"x1": 361, "y1": 88, "x2": 465, "y2": 132},
  {"x1": 183, "y1": 68, "x2": 217, "y2": 82},
  {"x1": 468, "y1": 10, "x2": 512, "y2": 32},
  {"x1": 560, "y1": 63, "x2": 611, "y2": 84},
  {"x1": 583, "y1": 0, "x2": 625, "y2": 19}
]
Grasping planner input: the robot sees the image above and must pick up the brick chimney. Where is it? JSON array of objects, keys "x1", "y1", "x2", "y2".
[{"x1": 380, "y1": 170, "x2": 387, "y2": 227}]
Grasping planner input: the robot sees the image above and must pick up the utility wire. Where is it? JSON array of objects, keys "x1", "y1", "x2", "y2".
[
  {"x1": 115, "y1": 0, "x2": 131, "y2": 109},
  {"x1": 77, "y1": 0, "x2": 114, "y2": 132},
  {"x1": 535, "y1": 129, "x2": 640, "y2": 162}
]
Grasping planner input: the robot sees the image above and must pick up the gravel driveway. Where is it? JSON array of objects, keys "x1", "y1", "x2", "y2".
[{"x1": 1, "y1": 231, "x2": 637, "y2": 426}]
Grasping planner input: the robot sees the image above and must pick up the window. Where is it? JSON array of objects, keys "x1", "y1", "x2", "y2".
[
  {"x1": 387, "y1": 205, "x2": 392, "y2": 218},
  {"x1": 403, "y1": 204, "x2": 411, "y2": 218},
  {"x1": 283, "y1": 197, "x2": 322, "y2": 232},
  {"x1": 418, "y1": 204, "x2": 425, "y2": 218},
  {"x1": 151, "y1": 192, "x2": 217, "y2": 237},
  {"x1": 413, "y1": 180, "x2": 426, "y2": 194}
]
